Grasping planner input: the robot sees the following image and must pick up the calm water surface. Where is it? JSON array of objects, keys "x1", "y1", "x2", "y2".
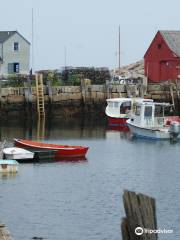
[{"x1": 0, "y1": 117, "x2": 179, "y2": 240}]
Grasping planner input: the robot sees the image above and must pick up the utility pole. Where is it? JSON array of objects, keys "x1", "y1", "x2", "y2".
[{"x1": 64, "y1": 46, "x2": 67, "y2": 69}]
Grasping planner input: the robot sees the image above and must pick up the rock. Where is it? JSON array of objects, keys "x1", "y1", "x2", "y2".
[{"x1": 114, "y1": 59, "x2": 144, "y2": 79}]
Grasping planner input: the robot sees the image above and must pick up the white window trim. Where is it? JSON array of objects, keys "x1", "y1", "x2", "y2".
[{"x1": 14, "y1": 62, "x2": 20, "y2": 73}]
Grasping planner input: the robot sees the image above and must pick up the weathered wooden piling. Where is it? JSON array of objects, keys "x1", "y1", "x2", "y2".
[
  {"x1": 121, "y1": 190, "x2": 157, "y2": 240},
  {"x1": 0, "y1": 140, "x2": 6, "y2": 159}
]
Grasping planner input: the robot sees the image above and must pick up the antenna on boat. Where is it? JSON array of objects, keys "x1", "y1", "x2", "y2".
[
  {"x1": 118, "y1": 25, "x2": 121, "y2": 76},
  {"x1": 31, "y1": 8, "x2": 34, "y2": 73}
]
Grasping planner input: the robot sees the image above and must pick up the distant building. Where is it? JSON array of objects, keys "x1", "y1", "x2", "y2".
[
  {"x1": 0, "y1": 31, "x2": 30, "y2": 75},
  {"x1": 144, "y1": 30, "x2": 180, "y2": 82}
]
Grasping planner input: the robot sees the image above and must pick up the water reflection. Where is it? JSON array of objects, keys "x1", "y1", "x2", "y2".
[
  {"x1": 107, "y1": 125, "x2": 129, "y2": 132},
  {"x1": 0, "y1": 116, "x2": 106, "y2": 143},
  {"x1": 0, "y1": 116, "x2": 179, "y2": 240},
  {"x1": 55, "y1": 156, "x2": 87, "y2": 162},
  {"x1": 0, "y1": 172, "x2": 18, "y2": 179}
]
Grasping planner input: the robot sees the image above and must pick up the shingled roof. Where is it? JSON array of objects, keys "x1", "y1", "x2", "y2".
[
  {"x1": 0, "y1": 31, "x2": 16, "y2": 43},
  {"x1": 0, "y1": 31, "x2": 30, "y2": 44},
  {"x1": 160, "y1": 30, "x2": 180, "y2": 57}
]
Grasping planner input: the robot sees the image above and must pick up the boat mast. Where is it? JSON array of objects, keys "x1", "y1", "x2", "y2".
[
  {"x1": 31, "y1": 8, "x2": 34, "y2": 73},
  {"x1": 64, "y1": 46, "x2": 67, "y2": 69},
  {"x1": 118, "y1": 25, "x2": 121, "y2": 76}
]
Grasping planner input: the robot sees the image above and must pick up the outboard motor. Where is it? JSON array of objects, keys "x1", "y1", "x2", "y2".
[{"x1": 169, "y1": 121, "x2": 180, "y2": 140}]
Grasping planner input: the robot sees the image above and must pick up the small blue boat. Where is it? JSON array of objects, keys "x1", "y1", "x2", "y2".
[{"x1": 0, "y1": 160, "x2": 19, "y2": 173}]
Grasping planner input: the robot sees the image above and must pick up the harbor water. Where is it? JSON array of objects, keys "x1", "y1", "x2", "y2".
[{"x1": 0, "y1": 117, "x2": 179, "y2": 240}]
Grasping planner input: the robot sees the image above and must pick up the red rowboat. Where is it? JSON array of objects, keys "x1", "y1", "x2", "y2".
[{"x1": 14, "y1": 139, "x2": 89, "y2": 158}]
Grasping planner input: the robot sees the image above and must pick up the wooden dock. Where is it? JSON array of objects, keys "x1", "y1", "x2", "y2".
[{"x1": 0, "y1": 223, "x2": 12, "y2": 240}]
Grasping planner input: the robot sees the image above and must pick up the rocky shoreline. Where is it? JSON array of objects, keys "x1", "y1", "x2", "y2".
[{"x1": 115, "y1": 59, "x2": 144, "y2": 79}]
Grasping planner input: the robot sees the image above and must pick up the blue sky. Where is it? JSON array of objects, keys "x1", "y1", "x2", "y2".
[{"x1": 1, "y1": 0, "x2": 180, "y2": 70}]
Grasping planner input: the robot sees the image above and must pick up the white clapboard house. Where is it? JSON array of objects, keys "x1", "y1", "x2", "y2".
[{"x1": 0, "y1": 31, "x2": 30, "y2": 75}]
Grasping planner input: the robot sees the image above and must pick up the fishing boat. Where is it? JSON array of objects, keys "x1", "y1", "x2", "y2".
[
  {"x1": 3, "y1": 147, "x2": 34, "y2": 161},
  {"x1": 105, "y1": 98, "x2": 153, "y2": 126},
  {"x1": 127, "y1": 101, "x2": 180, "y2": 140},
  {"x1": 0, "y1": 160, "x2": 19, "y2": 173},
  {"x1": 14, "y1": 139, "x2": 89, "y2": 158}
]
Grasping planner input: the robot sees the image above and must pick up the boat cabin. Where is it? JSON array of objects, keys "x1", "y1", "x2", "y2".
[
  {"x1": 132, "y1": 102, "x2": 170, "y2": 128},
  {"x1": 105, "y1": 98, "x2": 153, "y2": 118}
]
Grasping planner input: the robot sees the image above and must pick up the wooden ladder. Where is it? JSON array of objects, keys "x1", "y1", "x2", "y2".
[{"x1": 36, "y1": 74, "x2": 45, "y2": 117}]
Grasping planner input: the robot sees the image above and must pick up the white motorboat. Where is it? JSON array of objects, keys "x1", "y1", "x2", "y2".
[
  {"x1": 105, "y1": 98, "x2": 153, "y2": 126},
  {"x1": 3, "y1": 147, "x2": 34, "y2": 161},
  {"x1": 0, "y1": 160, "x2": 19, "y2": 173},
  {"x1": 127, "y1": 101, "x2": 180, "y2": 140}
]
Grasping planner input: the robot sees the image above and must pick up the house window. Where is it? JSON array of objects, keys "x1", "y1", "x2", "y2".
[
  {"x1": 8, "y1": 63, "x2": 20, "y2": 73},
  {"x1": 14, "y1": 63, "x2": 19, "y2": 73},
  {"x1": 157, "y1": 43, "x2": 161, "y2": 49},
  {"x1": 14, "y1": 42, "x2": 19, "y2": 51}
]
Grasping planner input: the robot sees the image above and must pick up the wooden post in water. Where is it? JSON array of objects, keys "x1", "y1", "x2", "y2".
[
  {"x1": 121, "y1": 190, "x2": 157, "y2": 240},
  {"x1": 80, "y1": 74, "x2": 86, "y2": 103},
  {"x1": 0, "y1": 140, "x2": 6, "y2": 159},
  {"x1": 24, "y1": 75, "x2": 33, "y2": 112}
]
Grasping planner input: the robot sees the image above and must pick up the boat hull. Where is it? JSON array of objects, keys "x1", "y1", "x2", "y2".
[
  {"x1": 3, "y1": 147, "x2": 34, "y2": 161},
  {"x1": 108, "y1": 116, "x2": 129, "y2": 126},
  {"x1": 127, "y1": 121, "x2": 180, "y2": 140},
  {"x1": 5, "y1": 153, "x2": 33, "y2": 160},
  {"x1": 34, "y1": 150, "x2": 57, "y2": 161},
  {"x1": 56, "y1": 148, "x2": 88, "y2": 158},
  {"x1": 14, "y1": 139, "x2": 89, "y2": 158}
]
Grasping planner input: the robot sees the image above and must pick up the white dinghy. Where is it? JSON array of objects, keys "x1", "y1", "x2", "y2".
[{"x1": 3, "y1": 147, "x2": 34, "y2": 161}]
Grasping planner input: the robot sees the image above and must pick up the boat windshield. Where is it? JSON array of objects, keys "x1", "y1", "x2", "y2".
[
  {"x1": 144, "y1": 106, "x2": 153, "y2": 117},
  {"x1": 108, "y1": 101, "x2": 119, "y2": 108},
  {"x1": 155, "y1": 105, "x2": 164, "y2": 117},
  {"x1": 108, "y1": 102, "x2": 113, "y2": 108},
  {"x1": 135, "y1": 105, "x2": 141, "y2": 116},
  {"x1": 120, "y1": 101, "x2": 131, "y2": 114}
]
